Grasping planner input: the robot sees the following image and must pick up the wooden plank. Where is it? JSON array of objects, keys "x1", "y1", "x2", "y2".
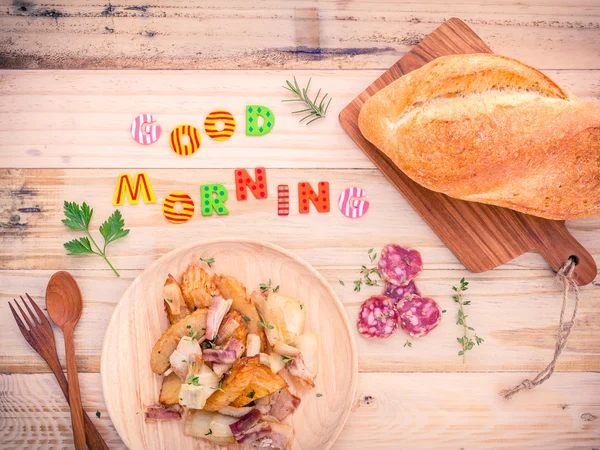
[
  {"x1": 0, "y1": 70, "x2": 598, "y2": 169},
  {"x1": 1, "y1": 168, "x2": 599, "y2": 273},
  {"x1": 0, "y1": 1, "x2": 599, "y2": 70},
  {"x1": 1, "y1": 372, "x2": 599, "y2": 449},
  {"x1": 2, "y1": 268, "x2": 599, "y2": 373}
]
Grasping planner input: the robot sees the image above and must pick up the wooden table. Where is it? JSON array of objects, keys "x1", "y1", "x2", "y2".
[{"x1": 1, "y1": 1, "x2": 599, "y2": 448}]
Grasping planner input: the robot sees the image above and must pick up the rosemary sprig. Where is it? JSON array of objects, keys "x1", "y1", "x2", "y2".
[
  {"x1": 353, "y1": 248, "x2": 381, "y2": 292},
  {"x1": 453, "y1": 278, "x2": 484, "y2": 363},
  {"x1": 282, "y1": 77, "x2": 332, "y2": 125}
]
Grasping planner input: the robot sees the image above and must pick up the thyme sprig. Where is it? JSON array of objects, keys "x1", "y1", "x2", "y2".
[
  {"x1": 353, "y1": 248, "x2": 382, "y2": 292},
  {"x1": 199, "y1": 257, "x2": 215, "y2": 268},
  {"x1": 453, "y1": 278, "x2": 484, "y2": 362},
  {"x1": 282, "y1": 77, "x2": 332, "y2": 125},
  {"x1": 260, "y1": 279, "x2": 279, "y2": 294}
]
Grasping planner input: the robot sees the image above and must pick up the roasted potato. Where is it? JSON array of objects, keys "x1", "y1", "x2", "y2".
[
  {"x1": 203, "y1": 356, "x2": 259, "y2": 411},
  {"x1": 163, "y1": 274, "x2": 191, "y2": 324},
  {"x1": 181, "y1": 265, "x2": 220, "y2": 310},
  {"x1": 150, "y1": 308, "x2": 207, "y2": 374},
  {"x1": 216, "y1": 310, "x2": 249, "y2": 346},
  {"x1": 214, "y1": 275, "x2": 267, "y2": 351},
  {"x1": 231, "y1": 364, "x2": 287, "y2": 407},
  {"x1": 159, "y1": 372, "x2": 182, "y2": 405}
]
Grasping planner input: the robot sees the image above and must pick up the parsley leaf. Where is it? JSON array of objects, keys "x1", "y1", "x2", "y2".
[{"x1": 62, "y1": 201, "x2": 129, "y2": 277}]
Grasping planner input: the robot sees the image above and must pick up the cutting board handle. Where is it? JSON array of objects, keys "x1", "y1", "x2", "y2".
[{"x1": 532, "y1": 220, "x2": 597, "y2": 286}]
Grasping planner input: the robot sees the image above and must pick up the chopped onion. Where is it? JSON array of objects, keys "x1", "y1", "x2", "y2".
[
  {"x1": 246, "y1": 333, "x2": 260, "y2": 357},
  {"x1": 179, "y1": 384, "x2": 207, "y2": 409},
  {"x1": 169, "y1": 349, "x2": 190, "y2": 380},
  {"x1": 195, "y1": 364, "x2": 220, "y2": 385},
  {"x1": 268, "y1": 293, "x2": 306, "y2": 344},
  {"x1": 269, "y1": 353, "x2": 286, "y2": 374},
  {"x1": 295, "y1": 333, "x2": 318, "y2": 377},
  {"x1": 253, "y1": 293, "x2": 282, "y2": 346},
  {"x1": 218, "y1": 405, "x2": 255, "y2": 418},
  {"x1": 273, "y1": 341, "x2": 300, "y2": 357},
  {"x1": 177, "y1": 336, "x2": 202, "y2": 358},
  {"x1": 216, "y1": 316, "x2": 240, "y2": 345},
  {"x1": 259, "y1": 352, "x2": 271, "y2": 367},
  {"x1": 184, "y1": 410, "x2": 237, "y2": 444}
]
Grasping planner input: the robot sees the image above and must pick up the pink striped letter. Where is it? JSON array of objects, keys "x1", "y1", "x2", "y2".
[
  {"x1": 131, "y1": 114, "x2": 162, "y2": 145},
  {"x1": 338, "y1": 187, "x2": 369, "y2": 219}
]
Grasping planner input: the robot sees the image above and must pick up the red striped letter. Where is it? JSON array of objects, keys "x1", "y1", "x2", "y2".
[{"x1": 113, "y1": 172, "x2": 156, "y2": 206}]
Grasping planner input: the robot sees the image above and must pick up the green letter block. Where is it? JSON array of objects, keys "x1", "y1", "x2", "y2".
[
  {"x1": 246, "y1": 105, "x2": 275, "y2": 136},
  {"x1": 200, "y1": 184, "x2": 229, "y2": 216}
]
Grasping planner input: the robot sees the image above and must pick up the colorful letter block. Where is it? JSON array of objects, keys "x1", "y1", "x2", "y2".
[
  {"x1": 170, "y1": 124, "x2": 202, "y2": 156},
  {"x1": 298, "y1": 181, "x2": 330, "y2": 213},
  {"x1": 235, "y1": 168, "x2": 268, "y2": 200},
  {"x1": 204, "y1": 110, "x2": 236, "y2": 141},
  {"x1": 201, "y1": 184, "x2": 229, "y2": 216},
  {"x1": 277, "y1": 185, "x2": 289, "y2": 216},
  {"x1": 338, "y1": 187, "x2": 370, "y2": 219},
  {"x1": 113, "y1": 172, "x2": 156, "y2": 206},
  {"x1": 131, "y1": 114, "x2": 161, "y2": 145},
  {"x1": 246, "y1": 105, "x2": 274, "y2": 136},
  {"x1": 162, "y1": 192, "x2": 195, "y2": 224}
]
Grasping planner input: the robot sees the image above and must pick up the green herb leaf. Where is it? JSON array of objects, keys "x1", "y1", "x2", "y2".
[
  {"x1": 189, "y1": 330, "x2": 198, "y2": 340},
  {"x1": 247, "y1": 390, "x2": 256, "y2": 399},
  {"x1": 165, "y1": 298, "x2": 173, "y2": 303},
  {"x1": 339, "y1": 280, "x2": 345, "y2": 286},
  {"x1": 99, "y1": 209, "x2": 129, "y2": 248},
  {"x1": 258, "y1": 321, "x2": 274, "y2": 330},
  {"x1": 282, "y1": 77, "x2": 332, "y2": 125},
  {"x1": 204, "y1": 340, "x2": 216, "y2": 348},
  {"x1": 95, "y1": 410, "x2": 101, "y2": 418},
  {"x1": 281, "y1": 355, "x2": 294, "y2": 363},
  {"x1": 403, "y1": 257, "x2": 411, "y2": 265},
  {"x1": 404, "y1": 339, "x2": 412, "y2": 348},
  {"x1": 62, "y1": 201, "x2": 93, "y2": 231},
  {"x1": 205, "y1": 429, "x2": 213, "y2": 436},
  {"x1": 186, "y1": 325, "x2": 191, "y2": 329},
  {"x1": 187, "y1": 375, "x2": 200, "y2": 386},
  {"x1": 199, "y1": 257, "x2": 215, "y2": 268},
  {"x1": 62, "y1": 201, "x2": 128, "y2": 277},
  {"x1": 316, "y1": 393, "x2": 323, "y2": 398},
  {"x1": 243, "y1": 315, "x2": 251, "y2": 321},
  {"x1": 64, "y1": 237, "x2": 95, "y2": 255}
]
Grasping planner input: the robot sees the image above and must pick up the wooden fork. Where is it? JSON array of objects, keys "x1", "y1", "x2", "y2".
[{"x1": 9, "y1": 294, "x2": 109, "y2": 450}]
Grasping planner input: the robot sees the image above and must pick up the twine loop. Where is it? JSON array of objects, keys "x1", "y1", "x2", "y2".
[{"x1": 500, "y1": 257, "x2": 580, "y2": 399}]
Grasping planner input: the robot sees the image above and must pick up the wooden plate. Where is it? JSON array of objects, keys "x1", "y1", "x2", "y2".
[{"x1": 101, "y1": 238, "x2": 357, "y2": 450}]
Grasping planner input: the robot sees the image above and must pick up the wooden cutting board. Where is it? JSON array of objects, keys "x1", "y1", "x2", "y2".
[{"x1": 339, "y1": 18, "x2": 597, "y2": 286}]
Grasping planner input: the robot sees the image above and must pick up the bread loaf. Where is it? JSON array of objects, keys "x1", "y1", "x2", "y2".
[{"x1": 358, "y1": 53, "x2": 600, "y2": 220}]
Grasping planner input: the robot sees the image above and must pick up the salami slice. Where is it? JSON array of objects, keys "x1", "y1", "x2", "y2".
[
  {"x1": 397, "y1": 295, "x2": 442, "y2": 338},
  {"x1": 383, "y1": 280, "x2": 421, "y2": 305},
  {"x1": 378, "y1": 245, "x2": 423, "y2": 286},
  {"x1": 357, "y1": 295, "x2": 399, "y2": 338}
]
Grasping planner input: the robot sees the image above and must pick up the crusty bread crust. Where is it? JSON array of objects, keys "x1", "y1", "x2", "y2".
[{"x1": 358, "y1": 53, "x2": 600, "y2": 220}]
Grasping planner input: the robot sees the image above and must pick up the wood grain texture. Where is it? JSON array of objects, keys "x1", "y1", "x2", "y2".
[
  {"x1": 2, "y1": 372, "x2": 599, "y2": 449},
  {"x1": 0, "y1": 1, "x2": 599, "y2": 70},
  {"x1": 0, "y1": 70, "x2": 598, "y2": 170},
  {"x1": 2, "y1": 268, "x2": 599, "y2": 374},
  {"x1": 339, "y1": 18, "x2": 597, "y2": 285},
  {"x1": 101, "y1": 239, "x2": 357, "y2": 450}
]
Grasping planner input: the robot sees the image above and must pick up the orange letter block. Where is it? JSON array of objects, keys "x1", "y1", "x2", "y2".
[
  {"x1": 298, "y1": 181, "x2": 330, "y2": 213},
  {"x1": 235, "y1": 167, "x2": 268, "y2": 200}
]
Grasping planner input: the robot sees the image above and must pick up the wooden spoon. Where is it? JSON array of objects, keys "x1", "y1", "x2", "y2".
[{"x1": 46, "y1": 271, "x2": 86, "y2": 450}]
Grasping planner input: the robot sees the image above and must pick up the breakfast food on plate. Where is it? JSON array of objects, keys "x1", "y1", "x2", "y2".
[
  {"x1": 358, "y1": 53, "x2": 600, "y2": 220},
  {"x1": 397, "y1": 295, "x2": 442, "y2": 338},
  {"x1": 378, "y1": 244, "x2": 423, "y2": 286},
  {"x1": 357, "y1": 245, "x2": 442, "y2": 339},
  {"x1": 146, "y1": 264, "x2": 318, "y2": 449}
]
